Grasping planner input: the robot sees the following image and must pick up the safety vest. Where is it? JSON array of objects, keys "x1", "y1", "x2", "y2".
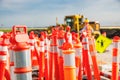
[{"x1": 85, "y1": 25, "x2": 93, "y2": 37}]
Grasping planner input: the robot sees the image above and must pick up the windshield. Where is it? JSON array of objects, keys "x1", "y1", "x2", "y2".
[{"x1": 65, "y1": 18, "x2": 74, "y2": 27}]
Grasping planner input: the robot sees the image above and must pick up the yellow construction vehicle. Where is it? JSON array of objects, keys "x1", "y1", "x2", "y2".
[
  {"x1": 64, "y1": 14, "x2": 101, "y2": 37},
  {"x1": 28, "y1": 14, "x2": 101, "y2": 38}
]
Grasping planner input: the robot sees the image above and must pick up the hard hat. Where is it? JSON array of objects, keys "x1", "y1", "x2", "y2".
[{"x1": 84, "y1": 18, "x2": 89, "y2": 23}]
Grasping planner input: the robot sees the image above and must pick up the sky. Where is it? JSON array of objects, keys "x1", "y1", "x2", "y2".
[{"x1": 0, "y1": 0, "x2": 120, "y2": 27}]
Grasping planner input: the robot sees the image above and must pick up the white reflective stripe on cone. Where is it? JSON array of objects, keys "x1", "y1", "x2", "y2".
[
  {"x1": 16, "y1": 72, "x2": 32, "y2": 80},
  {"x1": 49, "y1": 46, "x2": 53, "y2": 52},
  {"x1": 29, "y1": 39, "x2": 35, "y2": 44},
  {"x1": 0, "y1": 46, "x2": 8, "y2": 51},
  {"x1": 40, "y1": 47, "x2": 44, "y2": 52},
  {"x1": 112, "y1": 56, "x2": 119, "y2": 63},
  {"x1": 82, "y1": 38, "x2": 89, "y2": 50},
  {"x1": 90, "y1": 51, "x2": 96, "y2": 56},
  {"x1": 58, "y1": 48, "x2": 63, "y2": 57},
  {"x1": 0, "y1": 55, "x2": 7, "y2": 61},
  {"x1": 9, "y1": 49, "x2": 15, "y2": 62},
  {"x1": 33, "y1": 56, "x2": 37, "y2": 60},
  {"x1": 14, "y1": 50, "x2": 31, "y2": 68},
  {"x1": 75, "y1": 48, "x2": 82, "y2": 57},
  {"x1": 10, "y1": 66, "x2": 16, "y2": 80},
  {"x1": 40, "y1": 41, "x2": 44, "y2": 46},
  {"x1": 53, "y1": 46, "x2": 58, "y2": 53},
  {"x1": 30, "y1": 46, "x2": 34, "y2": 51},
  {"x1": 113, "y1": 42, "x2": 119, "y2": 48},
  {"x1": 64, "y1": 53, "x2": 75, "y2": 66},
  {"x1": 76, "y1": 67, "x2": 79, "y2": 76},
  {"x1": 58, "y1": 39, "x2": 64, "y2": 46}
]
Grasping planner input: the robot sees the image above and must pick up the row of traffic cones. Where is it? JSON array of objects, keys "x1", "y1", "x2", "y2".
[{"x1": 0, "y1": 25, "x2": 120, "y2": 80}]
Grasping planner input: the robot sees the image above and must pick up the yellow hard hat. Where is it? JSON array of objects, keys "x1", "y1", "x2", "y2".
[{"x1": 84, "y1": 18, "x2": 89, "y2": 23}]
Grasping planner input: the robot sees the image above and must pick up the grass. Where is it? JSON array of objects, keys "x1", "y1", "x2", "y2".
[{"x1": 0, "y1": 27, "x2": 48, "y2": 33}]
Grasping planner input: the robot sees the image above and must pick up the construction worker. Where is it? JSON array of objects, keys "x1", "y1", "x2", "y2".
[{"x1": 80, "y1": 18, "x2": 94, "y2": 37}]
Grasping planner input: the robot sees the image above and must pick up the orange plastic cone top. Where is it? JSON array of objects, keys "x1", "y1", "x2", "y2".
[
  {"x1": 112, "y1": 36, "x2": 120, "y2": 80},
  {"x1": 65, "y1": 26, "x2": 72, "y2": 43},
  {"x1": 62, "y1": 31, "x2": 76, "y2": 80}
]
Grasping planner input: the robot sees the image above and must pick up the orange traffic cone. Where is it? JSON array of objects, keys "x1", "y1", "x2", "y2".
[
  {"x1": 29, "y1": 31, "x2": 39, "y2": 68},
  {"x1": 1, "y1": 34, "x2": 10, "y2": 80},
  {"x1": 52, "y1": 34, "x2": 59, "y2": 80},
  {"x1": 12, "y1": 25, "x2": 32, "y2": 80},
  {"x1": 44, "y1": 32, "x2": 49, "y2": 80},
  {"x1": 62, "y1": 32, "x2": 76, "y2": 80},
  {"x1": 72, "y1": 33, "x2": 82, "y2": 80},
  {"x1": 89, "y1": 37, "x2": 100, "y2": 80},
  {"x1": 0, "y1": 38, "x2": 7, "y2": 80},
  {"x1": 58, "y1": 28, "x2": 65, "y2": 80},
  {"x1": 112, "y1": 36, "x2": 120, "y2": 80},
  {"x1": 39, "y1": 32, "x2": 45, "y2": 80},
  {"x1": 82, "y1": 36, "x2": 92, "y2": 80}
]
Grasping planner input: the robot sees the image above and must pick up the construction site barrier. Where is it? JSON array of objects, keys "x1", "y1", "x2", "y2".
[
  {"x1": 82, "y1": 36, "x2": 92, "y2": 80},
  {"x1": 111, "y1": 36, "x2": 120, "y2": 80},
  {"x1": 2, "y1": 25, "x2": 120, "y2": 80},
  {"x1": 72, "y1": 33, "x2": 82, "y2": 80},
  {"x1": 49, "y1": 39, "x2": 54, "y2": 80},
  {"x1": 74, "y1": 43, "x2": 82, "y2": 80},
  {"x1": 12, "y1": 25, "x2": 32, "y2": 80},
  {"x1": 29, "y1": 31, "x2": 38, "y2": 67},
  {"x1": 58, "y1": 30, "x2": 65, "y2": 80},
  {"x1": 52, "y1": 35, "x2": 59, "y2": 80},
  {"x1": 0, "y1": 34, "x2": 11, "y2": 80},
  {"x1": 39, "y1": 32, "x2": 45, "y2": 80},
  {"x1": 44, "y1": 32, "x2": 49, "y2": 80},
  {"x1": 89, "y1": 37, "x2": 100, "y2": 80},
  {"x1": 0, "y1": 39, "x2": 7, "y2": 80},
  {"x1": 9, "y1": 45, "x2": 16, "y2": 80},
  {"x1": 62, "y1": 31, "x2": 76, "y2": 80}
]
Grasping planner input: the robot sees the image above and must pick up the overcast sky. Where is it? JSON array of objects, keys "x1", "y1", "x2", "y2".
[{"x1": 0, "y1": 0, "x2": 120, "y2": 27}]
